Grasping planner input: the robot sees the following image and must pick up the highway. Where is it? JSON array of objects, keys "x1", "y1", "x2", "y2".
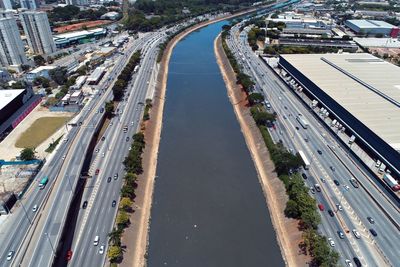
[
  {"x1": 226, "y1": 23, "x2": 400, "y2": 266},
  {"x1": 0, "y1": 33, "x2": 154, "y2": 267},
  {"x1": 68, "y1": 33, "x2": 164, "y2": 267}
]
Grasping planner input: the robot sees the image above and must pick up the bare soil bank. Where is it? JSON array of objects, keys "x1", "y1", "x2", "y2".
[{"x1": 214, "y1": 34, "x2": 310, "y2": 267}]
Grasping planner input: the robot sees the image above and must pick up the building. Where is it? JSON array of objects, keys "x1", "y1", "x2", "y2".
[
  {"x1": 65, "y1": 0, "x2": 88, "y2": 5},
  {"x1": 353, "y1": 37, "x2": 400, "y2": 48},
  {"x1": 87, "y1": 66, "x2": 105, "y2": 85},
  {"x1": 278, "y1": 38, "x2": 358, "y2": 51},
  {"x1": 0, "y1": 0, "x2": 12, "y2": 10},
  {"x1": 25, "y1": 65, "x2": 56, "y2": 83},
  {"x1": 100, "y1": 11, "x2": 120, "y2": 20},
  {"x1": 0, "y1": 10, "x2": 13, "y2": 18},
  {"x1": 278, "y1": 53, "x2": 400, "y2": 178},
  {"x1": 20, "y1": 11, "x2": 56, "y2": 55},
  {"x1": 345, "y1": 20, "x2": 399, "y2": 37},
  {"x1": 53, "y1": 28, "x2": 107, "y2": 48},
  {"x1": 69, "y1": 90, "x2": 83, "y2": 104},
  {"x1": 0, "y1": 18, "x2": 27, "y2": 67},
  {"x1": 20, "y1": 0, "x2": 39, "y2": 10}
]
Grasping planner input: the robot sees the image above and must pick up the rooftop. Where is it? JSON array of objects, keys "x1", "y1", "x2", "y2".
[
  {"x1": 280, "y1": 53, "x2": 400, "y2": 150},
  {"x1": 353, "y1": 37, "x2": 400, "y2": 48},
  {"x1": 53, "y1": 28, "x2": 106, "y2": 41},
  {"x1": 0, "y1": 89, "x2": 25, "y2": 110},
  {"x1": 346, "y1": 19, "x2": 396, "y2": 29},
  {"x1": 28, "y1": 65, "x2": 56, "y2": 74}
]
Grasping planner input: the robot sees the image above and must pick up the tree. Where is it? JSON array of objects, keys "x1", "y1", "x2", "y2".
[
  {"x1": 21, "y1": 64, "x2": 30, "y2": 72},
  {"x1": 105, "y1": 101, "x2": 114, "y2": 118},
  {"x1": 124, "y1": 172, "x2": 137, "y2": 184},
  {"x1": 20, "y1": 148, "x2": 36, "y2": 160},
  {"x1": 107, "y1": 245, "x2": 122, "y2": 262},
  {"x1": 248, "y1": 93, "x2": 264, "y2": 105},
  {"x1": 116, "y1": 211, "x2": 130, "y2": 227},
  {"x1": 284, "y1": 199, "x2": 300, "y2": 218},
  {"x1": 11, "y1": 81, "x2": 25, "y2": 89},
  {"x1": 119, "y1": 197, "x2": 133, "y2": 212},
  {"x1": 45, "y1": 87, "x2": 52, "y2": 95},
  {"x1": 121, "y1": 184, "x2": 135, "y2": 199},
  {"x1": 33, "y1": 55, "x2": 46, "y2": 66},
  {"x1": 252, "y1": 111, "x2": 275, "y2": 125},
  {"x1": 108, "y1": 228, "x2": 122, "y2": 246},
  {"x1": 49, "y1": 67, "x2": 68, "y2": 85}
]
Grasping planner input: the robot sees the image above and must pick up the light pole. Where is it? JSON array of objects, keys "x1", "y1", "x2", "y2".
[
  {"x1": 19, "y1": 199, "x2": 32, "y2": 225},
  {"x1": 44, "y1": 232, "x2": 55, "y2": 255}
]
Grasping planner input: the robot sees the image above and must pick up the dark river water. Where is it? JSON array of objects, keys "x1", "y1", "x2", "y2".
[{"x1": 147, "y1": 21, "x2": 284, "y2": 267}]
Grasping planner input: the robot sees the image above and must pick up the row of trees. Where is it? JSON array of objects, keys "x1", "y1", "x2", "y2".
[
  {"x1": 112, "y1": 51, "x2": 142, "y2": 101},
  {"x1": 108, "y1": 133, "x2": 146, "y2": 263},
  {"x1": 48, "y1": 5, "x2": 108, "y2": 23},
  {"x1": 143, "y1": 99, "x2": 152, "y2": 121},
  {"x1": 264, "y1": 45, "x2": 340, "y2": 55},
  {"x1": 220, "y1": 24, "x2": 339, "y2": 266},
  {"x1": 247, "y1": 27, "x2": 266, "y2": 51}
]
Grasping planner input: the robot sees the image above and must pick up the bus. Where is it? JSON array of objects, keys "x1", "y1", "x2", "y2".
[
  {"x1": 296, "y1": 114, "x2": 309, "y2": 129},
  {"x1": 39, "y1": 176, "x2": 49, "y2": 189},
  {"x1": 298, "y1": 150, "x2": 310, "y2": 170}
]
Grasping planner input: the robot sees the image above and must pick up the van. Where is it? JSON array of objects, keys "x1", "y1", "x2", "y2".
[{"x1": 94, "y1": 236, "x2": 99, "y2": 246}]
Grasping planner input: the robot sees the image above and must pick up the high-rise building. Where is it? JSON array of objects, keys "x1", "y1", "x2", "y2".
[
  {"x1": 20, "y1": 11, "x2": 56, "y2": 55},
  {"x1": 0, "y1": 0, "x2": 12, "y2": 10},
  {"x1": 65, "y1": 0, "x2": 88, "y2": 6},
  {"x1": 0, "y1": 17, "x2": 27, "y2": 67},
  {"x1": 0, "y1": 10, "x2": 13, "y2": 18},
  {"x1": 20, "y1": 0, "x2": 39, "y2": 10}
]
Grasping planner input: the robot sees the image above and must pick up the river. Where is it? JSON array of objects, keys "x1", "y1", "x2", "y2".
[{"x1": 147, "y1": 21, "x2": 285, "y2": 267}]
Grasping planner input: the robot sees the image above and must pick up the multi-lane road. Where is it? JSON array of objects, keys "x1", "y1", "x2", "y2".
[{"x1": 226, "y1": 23, "x2": 400, "y2": 266}]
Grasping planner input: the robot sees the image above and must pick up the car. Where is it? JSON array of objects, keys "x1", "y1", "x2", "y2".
[
  {"x1": 352, "y1": 229, "x2": 361, "y2": 239},
  {"x1": 62, "y1": 155, "x2": 66, "y2": 160},
  {"x1": 337, "y1": 231, "x2": 344, "y2": 239},
  {"x1": 334, "y1": 180, "x2": 340, "y2": 186},
  {"x1": 310, "y1": 187, "x2": 315, "y2": 194},
  {"x1": 126, "y1": 137, "x2": 130, "y2": 142},
  {"x1": 112, "y1": 200, "x2": 116, "y2": 207},
  {"x1": 32, "y1": 204, "x2": 37, "y2": 212},
  {"x1": 328, "y1": 209, "x2": 334, "y2": 217},
  {"x1": 99, "y1": 245, "x2": 105, "y2": 255},
  {"x1": 353, "y1": 257, "x2": 362, "y2": 267},
  {"x1": 369, "y1": 229, "x2": 377, "y2": 236},
  {"x1": 349, "y1": 178, "x2": 359, "y2": 188},
  {"x1": 6, "y1": 251, "x2": 14, "y2": 261},
  {"x1": 295, "y1": 126, "x2": 299, "y2": 130},
  {"x1": 301, "y1": 173, "x2": 307, "y2": 179},
  {"x1": 321, "y1": 178, "x2": 326, "y2": 183},
  {"x1": 95, "y1": 169, "x2": 100, "y2": 175},
  {"x1": 343, "y1": 185, "x2": 350, "y2": 191},
  {"x1": 345, "y1": 259, "x2": 353, "y2": 267},
  {"x1": 367, "y1": 217, "x2": 375, "y2": 224},
  {"x1": 327, "y1": 238, "x2": 335, "y2": 247},
  {"x1": 82, "y1": 201, "x2": 88, "y2": 209},
  {"x1": 102, "y1": 152, "x2": 105, "y2": 158},
  {"x1": 304, "y1": 137, "x2": 309, "y2": 142},
  {"x1": 330, "y1": 166, "x2": 335, "y2": 171},
  {"x1": 113, "y1": 173, "x2": 118, "y2": 180},
  {"x1": 317, "y1": 150, "x2": 322, "y2": 155},
  {"x1": 66, "y1": 250, "x2": 73, "y2": 261},
  {"x1": 101, "y1": 136, "x2": 105, "y2": 141},
  {"x1": 63, "y1": 138, "x2": 69, "y2": 143},
  {"x1": 336, "y1": 204, "x2": 343, "y2": 211},
  {"x1": 95, "y1": 148, "x2": 99, "y2": 153},
  {"x1": 107, "y1": 177, "x2": 111, "y2": 183},
  {"x1": 318, "y1": 203, "x2": 324, "y2": 211},
  {"x1": 283, "y1": 115, "x2": 287, "y2": 120}
]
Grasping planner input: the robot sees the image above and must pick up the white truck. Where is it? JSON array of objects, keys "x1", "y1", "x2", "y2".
[
  {"x1": 383, "y1": 173, "x2": 400, "y2": 191},
  {"x1": 298, "y1": 150, "x2": 310, "y2": 170},
  {"x1": 296, "y1": 114, "x2": 309, "y2": 129},
  {"x1": 349, "y1": 135, "x2": 356, "y2": 144}
]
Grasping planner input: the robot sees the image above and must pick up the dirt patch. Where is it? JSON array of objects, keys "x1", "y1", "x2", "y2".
[
  {"x1": 214, "y1": 35, "x2": 310, "y2": 267},
  {"x1": 15, "y1": 116, "x2": 71, "y2": 148}
]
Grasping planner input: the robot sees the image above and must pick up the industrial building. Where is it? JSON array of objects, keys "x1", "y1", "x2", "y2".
[
  {"x1": 0, "y1": 88, "x2": 40, "y2": 140},
  {"x1": 20, "y1": 11, "x2": 57, "y2": 55},
  {"x1": 278, "y1": 53, "x2": 400, "y2": 178},
  {"x1": 53, "y1": 28, "x2": 107, "y2": 48},
  {"x1": 345, "y1": 19, "x2": 399, "y2": 37}
]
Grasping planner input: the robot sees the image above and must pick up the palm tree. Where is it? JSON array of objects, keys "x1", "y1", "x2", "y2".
[{"x1": 108, "y1": 228, "x2": 122, "y2": 246}]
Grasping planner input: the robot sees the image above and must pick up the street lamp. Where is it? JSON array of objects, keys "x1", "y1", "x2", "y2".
[
  {"x1": 44, "y1": 232, "x2": 55, "y2": 255},
  {"x1": 19, "y1": 199, "x2": 32, "y2": 225}
]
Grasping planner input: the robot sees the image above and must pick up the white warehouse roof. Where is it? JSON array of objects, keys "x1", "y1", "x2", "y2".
[
  {"x1": 0, "y1": 89, "x2": 25, "y2": 110},
  {"x1": 280, "y1": 53, "x2": 400, "y2": 150}
]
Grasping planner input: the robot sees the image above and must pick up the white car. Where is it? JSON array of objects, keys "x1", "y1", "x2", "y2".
[
  {"x1": 6, "y1": 251, "x2": 14, "y2": 261},
  {"x1": 99, "y1": 245, "x2": 104, "y2": 255},
  {"x1": 343, "y1": 185, "x2": 350, "y2": 191},
  {"x1": 102, "y1": 152, "x2": 105, "y2": 158},
  {"x1": 336, "y1": 204, "x2": 343, "y2": 211},
  {"x1": 32, "y1": 205, "x2": 37, "y2": 212},
  {"x1": 345, "y1": 259, "x2": 353, "y2": 267},
  {"x1": 352, "y1": 229, "x2": 361, "y2": 239},
  {"x1": 328, "y1": 238, "x2": 335, "y2": 247}
]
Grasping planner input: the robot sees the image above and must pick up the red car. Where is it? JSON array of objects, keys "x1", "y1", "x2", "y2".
[
  {"x1": 66, "y1": 250, "x2": 73, "y2": 261},
  {"x1": 318, "y1": 204, "x2": 325, "y2": 211},
  {"x1": 95, "y1": 169, "x2": 100, "y2": 175}
]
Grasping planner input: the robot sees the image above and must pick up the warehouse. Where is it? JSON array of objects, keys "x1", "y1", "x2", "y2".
[
  {"x1": 345, "y1": 19, "x2": 399, "y2": 37},
  {"x1": 278, "y1": 53, "x2": 400, "y2": 177},
  {"x1": 53, "y1": 28, "x2": 107, "y2": 48}
]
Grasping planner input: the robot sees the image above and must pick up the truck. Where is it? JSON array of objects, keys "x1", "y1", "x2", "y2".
[
  {"x1": 383, "y1": 173, "x2": 400, "y2": 191},
  {"x1": 298, "y1": 150, "x2": 310, "y2": 170},
  {"x1": 39, "y1": 176, "x2": 49, "y2": 189},
  {"x1": 296, "y1": 114, "x2": 309, "y2": 129},
  {"x1": 331, "y1": 119, "x2": 337, "y2": 127}
]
